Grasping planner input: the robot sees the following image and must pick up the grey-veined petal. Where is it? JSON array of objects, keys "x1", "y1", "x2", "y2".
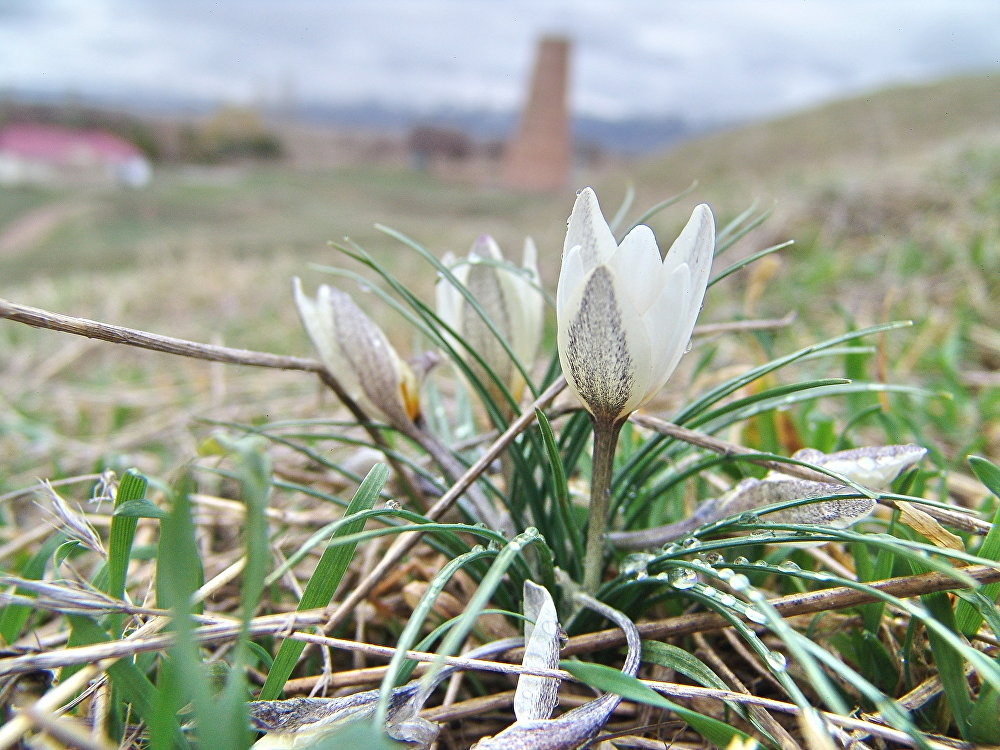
[
  {"x1": 789, "y1": 444, "x2": 927, "y2": 489},
  {"x1": 327, "y1": 286, "x2": 418, "y2": 426},
  {"x1": 293, "y1": 279, "x2": 362, "y2": 402},
  {"x1": 513, "y1": 581, "x2": 561, "y2": 722},
  {"x1": 558, "y1": 265, "x2": 652, "y2": 422},
  {"x1": 663, "y1": 203, "x2": 715, "y2": 282}
]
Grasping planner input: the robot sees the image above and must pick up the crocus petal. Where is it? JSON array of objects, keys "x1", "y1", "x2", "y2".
[
  {"x1": 556, "y1": 242, "x2": 585, "y2": 316},
  {"x1": 513, "y1": 582, "x2": 561, "y2": 722},
  {"x1": 502, "y1": 237, "x2": 544, "y2": 368},
  {"x1": 607, "y1": 224, "x2": 666, "y2": 316},
  {"x1": 644, "y1": 204, "x2": 715, "y2": 395},
  {"x1": 463, "y1": 255, "x2": 515, "y2": 395},
  {"x1": 435, "y1": 252, "x2": 464, "y2": 334},
  {"x1": 293, "y1": 279, "x2": 361, "y2": 400},
  {"x1": 664, "y1": 203, "x2": 715, "y2": 337},
  {"x1": 324, "y1": 286, "x2": 419, "y2": 427},
  {"x1": 558, "y1": 264, "x2": 652, "y2": 422},
  {"x1": 564, "y1": 188, "x2": 618, "y2": 270},
  {"x1": 436, "y1": 235, "x2": 545, "y2": 404},
  {"x1": 643, "y1": 263, "x2": 692, "y2": 397}
]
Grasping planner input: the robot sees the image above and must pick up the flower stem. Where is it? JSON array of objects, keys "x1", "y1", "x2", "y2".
[{"x1": 582, "y1": 417, "x2": 623, "y2": 592}]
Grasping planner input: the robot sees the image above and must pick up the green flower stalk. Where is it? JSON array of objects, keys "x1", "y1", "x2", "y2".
[{"x1": 556, "y1": 188, "x2": 715, "y2": 591}]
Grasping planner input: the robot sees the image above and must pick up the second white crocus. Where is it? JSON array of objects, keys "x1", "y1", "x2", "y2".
[
  {"x1": 436, "y1": 235, "x2": 544, "y2": 408},
  {"x1": 557, "y1": 187, "x2": 715, "y2": 424}
]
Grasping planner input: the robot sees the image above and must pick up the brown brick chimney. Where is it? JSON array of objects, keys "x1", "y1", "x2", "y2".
[{"x1": 503, "y1": 35, "x2": 572, "y2": 192}]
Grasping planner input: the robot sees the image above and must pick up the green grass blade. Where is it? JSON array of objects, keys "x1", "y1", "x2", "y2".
[
  {"x1": 969, "y1": 455, "x2": 1000, "y2": 497},
  {"x1": 954, "y1": 494, "x2": 1000, "y2": 635},
  {"x1": 608, "y1": 183, "x2": 635, "y2": 234},
  {"x1": 968, "y1": 683, "x2": 1000, "y2": 744},
  {"x1": 157, "y1": 475, "x2": 236, "y2": 749},
  {"x1": 921, "y1": 589, "x2": 974, "y2": 738},
  {"x1": 374, "y1": 545, "x2": 495, "y2": 727},
  {"x1": 625, "y1": 181, "x2": 699, "y2": 235},
  {"x1": 67, "y1": 614, "x2": 188, "y2": 748},
  {"x1": 535, "y1": 408, "x2": 584, "y2": 570},
  {"x1": 258, "y1": 464, "x2": 389, "y2": 700},
  {"x1": 105, "y1": 470, "x2": 146, "y2": 601},
  {"x1": 0, "y1": 531, "x2": 66, "y2": 644},
  {"x1": 560, "y1": 660, "x2": 752, "y2": 747},
  {"x1": 709, "y1": 239, "x2": 794, "y2": 287},
  {"x1": 414, "y1": 530, "x2": 541, "y2": 701},
  {"x1": 642, "y1": 641, "x2": 730, "y2": 692}
]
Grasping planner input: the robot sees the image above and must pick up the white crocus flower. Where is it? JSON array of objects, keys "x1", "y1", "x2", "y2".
[
  {"x1": 436, "y1": 235, "x2": 544, "y2": 406},
  {"x1": 557, "y1": 187, "x2": 715, "y2": 425},
  {"x1": 293, "y1": 279, "x2": 420, "y2": 429}
]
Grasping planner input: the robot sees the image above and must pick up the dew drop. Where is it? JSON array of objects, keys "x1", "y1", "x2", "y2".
[
  {"x1": 716, "y1": 567, "x2": 735, "y2": 581},
  {"x1": 739, "y1": 512, "x2": 760, "y2": 524},
  {"x1": 744, "y1": 606, "x2": 767, "y2": 624},
  {"x1": 620, "y1": 553, "x2": 654, "y2": 580},
  {"x1": 733, "y1": 556, "x2": 750, "y2": 566},
  {"x1": 384, "y1": 499, "x2": 402, "y2": 511},
  {"x1": 718, "y1": 593, "x2": 737, "y2": 608},
  {"x1": 681, "y1": 536, "x2": 702, "y2": 550},
  {"x1": 669, "y1": 567, "x2": 699, "y2": 590},
  {"x1": 728, "y1": 573, "x2": 751, "y2": 592},
  {"x1": 777, "y1": 560, "x2": 801, "y2": 572},
  {"x1": 766, "y1": 651, "x2": 788, "y2": 672},
  {"x1": 704, "y1": 552, "x2": 725, "y2": 566}
]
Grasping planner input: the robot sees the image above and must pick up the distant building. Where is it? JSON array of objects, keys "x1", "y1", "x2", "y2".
[
  {"x1": 503, "y1": 36, "x2": 572, "y2": 192},
  {"x1": 0, "y1": 123, "x2": 152, "y2": 187},
  {"x1": 407, "y1": 125, "x2": 473, "y2": 170}
]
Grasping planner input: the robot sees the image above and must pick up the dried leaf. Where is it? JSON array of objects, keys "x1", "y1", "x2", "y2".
[{"x1": 896, "y1": 500, "x2": 965, "y2": 551}]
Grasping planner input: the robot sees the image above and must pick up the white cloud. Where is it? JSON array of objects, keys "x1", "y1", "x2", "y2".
[{"x1": 0, "y1": 0, "x2": 996, "y2": 120}]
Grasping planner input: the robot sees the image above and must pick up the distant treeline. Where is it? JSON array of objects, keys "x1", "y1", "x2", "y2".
[{"x1": 0, "y1": 100, "x2": 283, "y2": 164}]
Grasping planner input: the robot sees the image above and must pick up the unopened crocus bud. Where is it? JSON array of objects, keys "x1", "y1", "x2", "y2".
[
  {"x1": 436, "y1": 235, "x2": 544, "y2": 406},
  {"x1": 293, "y1": 279, "x2": 420, "y2": 429}
]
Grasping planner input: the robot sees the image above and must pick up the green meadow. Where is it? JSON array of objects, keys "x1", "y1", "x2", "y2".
[{"x1": 1, "y1": 72, "x2": 998, "y2": 748}]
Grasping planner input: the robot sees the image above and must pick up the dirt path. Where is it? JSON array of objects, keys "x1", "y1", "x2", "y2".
[{"x1": 0, "y1": 200, "x2": 94, "y2": 257}]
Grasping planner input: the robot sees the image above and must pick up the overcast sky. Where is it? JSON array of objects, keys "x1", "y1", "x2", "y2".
[{"x1": 1, "y1": 0, "x2": 998, "y2": 122}]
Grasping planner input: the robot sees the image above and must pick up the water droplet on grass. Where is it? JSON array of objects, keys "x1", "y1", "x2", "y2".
[
  {"x1": 728, "y1": 574, "x2": 751, "y2": 592},
  {"x1": 766, "y1": 651, "x2": 788, "y2": 672},
  {"x1": 669, "y1": 567, "x2": 699, "y2": 589},
  {"x1": 620, "y1": 552, "x2": 654, "y2": 580}
]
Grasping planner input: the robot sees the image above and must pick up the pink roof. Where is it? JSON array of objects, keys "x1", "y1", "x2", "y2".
[{"x1": 0, "y1": 123, "x2": 144, "y2": 164}]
